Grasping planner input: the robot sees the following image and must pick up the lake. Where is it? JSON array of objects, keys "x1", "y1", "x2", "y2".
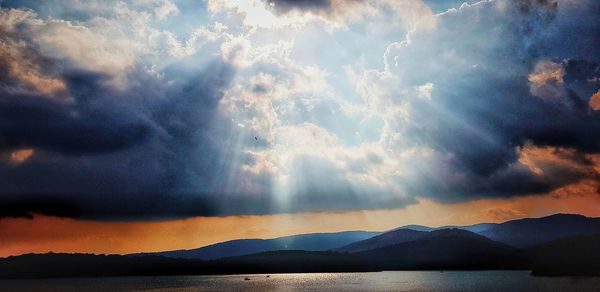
[{"x1": 1, "y1": 271, "x2": 599, "y2": 291}]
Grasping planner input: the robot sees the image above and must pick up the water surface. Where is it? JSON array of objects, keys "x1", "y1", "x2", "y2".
[{"x1": 1, "y1": 271, "x2": 599, "y2": 291}]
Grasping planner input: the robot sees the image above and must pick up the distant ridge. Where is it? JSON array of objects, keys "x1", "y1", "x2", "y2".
[
  {"x1": 131, "y1": 231, "x2": 380, "y2": 260},
  {"x1": 357, "y1": 229, "x2": 521, "y2": 270},
  {"x1": 399, "y1": 223, "x2": 497, "y2": 233},
  {"x1": 480, "y1": 214, "x2": 600, "y2": 248},
  {"x1": 344, "y1": 214, "x2": 600, "y2": 252},
  {"x1": 336, "y1": 229, "x2": 427, "y2": 253}
]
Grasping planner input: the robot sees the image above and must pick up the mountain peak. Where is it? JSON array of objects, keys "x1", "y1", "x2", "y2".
[{"x1": 539, "y1": 213, "x2": 588, "y2": 219}]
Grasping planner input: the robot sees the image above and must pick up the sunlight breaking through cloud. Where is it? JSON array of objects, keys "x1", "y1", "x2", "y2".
[{"x1": 0, "y1": 0, "x2": 599, "y2": 220}]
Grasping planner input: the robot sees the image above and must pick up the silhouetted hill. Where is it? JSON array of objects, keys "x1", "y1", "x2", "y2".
[
  {"x1": 128, "y1": 214, "x2": 600, "y2": 262},
  {"x1": 0, "y1": 251, "x2": 374, "y2": 279},
  {"x1": 132, "y1": 231, "x2": 379, "y2": 260},
  {"x1": 2, "y1": 214, "x2": 600, "y2": 279},
  {"x1": 524, "y1": 234, "x2": 600, "y2": 276},
  {"x1": 4, "y1": 233, "x2": 600, "y2": 278},
  {"x1": 336, "y1": 229, "x2": 428, "y2": 253},
  {"x1": 481, "y1": 214, "x2": 600, "y2": 248},
  {"x1": 0, "y1": 253, "x2": 208, "y2": 279},
  {"x1": 395, "y1": 214, "x2": 600, "y2": 248},
  {"x1": 357, "y1": 229, "x2": 523, "y2": 270}
]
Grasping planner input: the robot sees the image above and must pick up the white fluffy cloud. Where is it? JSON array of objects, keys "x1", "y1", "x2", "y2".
[
  {"x1": 208, "y1": 0, "x2": 436, "y2": 31},
  {"x1": 0, "y1": 2, "x2": 229, "y2": 88}
]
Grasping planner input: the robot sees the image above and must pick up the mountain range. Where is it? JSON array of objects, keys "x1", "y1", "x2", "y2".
[
  {"x1": 1, "y1": 213, "x2": 600, "y2": 278},
  {"x1": 132, "y1": 231, "x2": 380, "y2": 260},
  {"x1": 137, "y1": 213, "x2": 600, "y2": 260},
  {"x1": 339, "y1": 213, "x2": 600, "y2": 253}
]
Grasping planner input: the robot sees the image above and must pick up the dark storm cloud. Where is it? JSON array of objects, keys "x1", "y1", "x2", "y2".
[
  {"x1": 0, "y1": 94, "x2": 150, "y2": 155},
  {"x1": 0, "y1": 192, "x2": 221, "y2": 220},
  {"x1": 383, "y1": 0, "x2": 600, "y2": 201},
  {"x1": 516, "y1": 0, "x2": 558, "y2": 14},
  {"x1": 0, "y1": 14, "x2": 154, "y2": 155},
  {"x1": 0, "y1": 59, "x2": 237, "y2": 220},
  {"x1": 400, "y1": 153, "x2": 588, "y2": 202},
  {"x1": 265, "y1": 0, "x2": 331, "y2": 15},
  {"x1": 0, "y1": 2, "x2": 239, "y2": 219},
  {"x1": 0, "y1": 198, "x2": 80, "y2": 219},
  {"x1": 0, "y1": 56, "x2": 240, "y2": 219}
]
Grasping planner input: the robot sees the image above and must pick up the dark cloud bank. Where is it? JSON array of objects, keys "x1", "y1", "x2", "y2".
[
  {"x1": 379, "y1": 0, "x2": 600, "y2": 202},
  {"x1": 0, "y1": 0, "x2": 599, "y2": 220},
  {"x1": 266, "y1": 0, "x2": 331, "y2": 14}
]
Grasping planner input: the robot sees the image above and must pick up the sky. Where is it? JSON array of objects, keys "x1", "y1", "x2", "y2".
[{"x1": 0, "y1": 0, "x2": 599, "y2": 256}]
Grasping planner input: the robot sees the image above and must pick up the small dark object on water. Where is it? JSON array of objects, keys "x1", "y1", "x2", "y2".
[
  {"x1": 266, "y1": 275, "x2": 270, "y2": 278},
  {"x1": 254, "y1": 136, "x2": 258, "y2": 140},
  {"x1": 244, "y1": 277, "x2": 250, "y2": 281}
]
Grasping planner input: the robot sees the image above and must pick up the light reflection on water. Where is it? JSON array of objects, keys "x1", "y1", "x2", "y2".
[{"x1": 1, "y1": 271, "x2": 600, "y2": 291}]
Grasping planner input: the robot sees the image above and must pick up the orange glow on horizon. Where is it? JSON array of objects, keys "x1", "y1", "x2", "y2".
[{"x1": 2, "y1": 181, "x2": 599, "y2": 258}]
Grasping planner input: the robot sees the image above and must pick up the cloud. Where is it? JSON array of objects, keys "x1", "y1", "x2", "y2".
[
  {"x1": 0, "y1": 2, "x2": 240, "y2": 219},
  {"x1": 4, "y1": 8, "x2": 140, "y2": 85},
  {"x1": 349, "y1": 0, "x2": 600, "y2": 202},
  {"x1": 208, "y1": 0, "x2": 435, "y2": 30},
  {"x1": 0, "y1": 0, "x2": 599, "y2": 220},
  {"x1": 265, "y1": 0, "x2": 332, "y2": 15},
  {"x1": 590, "y1": 90, "x2": 600, "y2": 110},
  {"x1": 0, "y1": 199, "x2": 80, "y2": 219},
  {"x1": 516, "y1": 0, "x2": 558, "y2": 14},
  {"x1": 0, "y1": 40, "x2": 69, "y2": 101},
  {"x1": 154, "y1": 0, "x2": 179, "y2": 20},
  {"x1": 477, "y1": 207, "x2": 526, "y2": 221},
  {"x1": 417, "y1": 82, "x2": 434, "y2": 101},
  {"x1": 0, "y1": 94, "x2": 151, "y2": 155},
  {"x1": 0, "y1": 59, "x2": 237, "y2": 220},
  {"x1": 528, "y1": 60, "x2": 565, "y2": 101},
  {"x1": 5, "y1": 149, "x2": 34, "y2": 165}
]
